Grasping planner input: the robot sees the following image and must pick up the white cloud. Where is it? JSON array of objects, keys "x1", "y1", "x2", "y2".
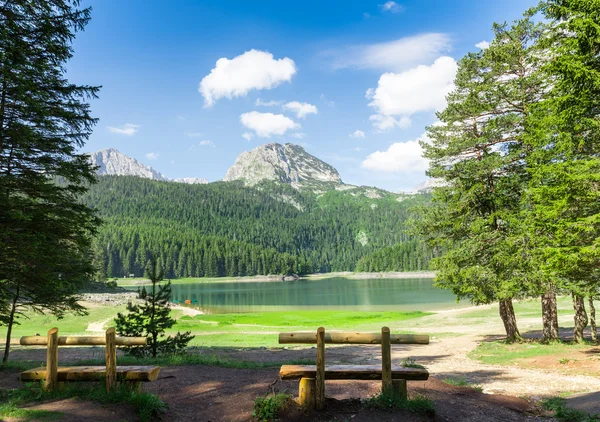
[
  {"x1": 362, "y1": 134, "x2": 429, "y2": 172},
  {"x1": 145, "y1": 152, "x2": 159, "y2": 160},
  {"x1": 240, "y1": 111, "x2": 300, "y2": 138},
  {"x1": 369, "y1": 114, "x2": 411, "y2": 131},
  {"x1": 291, "y1": 132, "x2": 306, "y2": 139},
  {"x1": 350, "y1": 130, "x2": 366, "y2": 139},
  {"x1": 189, "y1": 140, "x2": 215, "y2": 150},
  {"x1": 379, "y1": 1, "x2": 402, "y2": 13},
  {"x1": 325, "y1": 33, "x2": 451, "y2": 72},
  {"x1": 367, "y1": 56, "x2": 457, "y2": 130},
  {"x1": 185, "y1": 132, "x2": 203, "y2": 137},
  {"x1": 283, "y1": 101, "x2": 318, "y2": 119},
  {"x1": 107, "y1": 123, "x2": 140, "y2": 136},
  {"x1": 363, "y1": 12, "x2": 371, "y2": 19},
  {"x1": 199, "y1": 50, "x2": 296, "y2": 107},
  {"x1": 176, "y1": 115, "x2": 186, "y2": 121},
  {"x1": 256, "y1": 98, "x2": 284, "y2": 107},
  {"x1": 242, "y1": 132, "x2": 254, "y2": 141},
  {"x1": 353, "y1": 147, "x2": 364, "y2": 152},
  {"x1": 475, "y1": 40, "x2": 490, "y2": 49}
]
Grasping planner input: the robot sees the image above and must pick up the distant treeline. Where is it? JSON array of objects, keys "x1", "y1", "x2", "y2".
[
  {"x1": 83, "y1": 176, "x2": 433, "y2": 278},
  {"x1": 355, "y1": 241, "x2": 434, "y2": 273}
]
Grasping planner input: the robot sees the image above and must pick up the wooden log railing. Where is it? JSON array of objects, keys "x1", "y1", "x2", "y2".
[
  {"x1": 278, "y1": 332, "x2": 429, "y2": 345},
  {"x1": 20, "y1": 335, "x2": 147, "y2": 347},
  {"x1": 20, "y1": 327, "x2": 147, "y2": 392},
  {"x1": 279, "y1": 327, "x2": 430, "y2": 409}
]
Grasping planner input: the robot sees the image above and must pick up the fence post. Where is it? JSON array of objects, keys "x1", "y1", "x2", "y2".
[{"x1": 381, "y1": 326, "x2": 392, "y2": 395}]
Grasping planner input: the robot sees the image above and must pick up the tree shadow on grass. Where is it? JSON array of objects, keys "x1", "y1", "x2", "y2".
[{"x1": 479, "y1": 325, "x2": 600, "y2": 344}]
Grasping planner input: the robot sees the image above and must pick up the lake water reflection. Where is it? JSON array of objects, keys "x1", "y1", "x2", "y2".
[{"x1": 166, "y1": 277, "x2": 464, "y2": 313}]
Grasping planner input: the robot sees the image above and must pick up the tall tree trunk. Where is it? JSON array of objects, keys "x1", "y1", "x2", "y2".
[
  {"x1": 541, "y1": 290, "x2": 559, "y2": 342},
  {"x1": 572, "y1": 293, "x2": 588, "y2": 343},
  {"x1": 589, "y1": 297, "x2": 597, "y2": 344},
  {"x1": 3, "y1": 289, "x2": 19, "y2": 363},
  {"x1": 499, "y1": 298, "x2": 521, "y2": 342}
]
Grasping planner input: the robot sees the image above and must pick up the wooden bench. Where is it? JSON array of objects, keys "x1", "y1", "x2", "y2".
[
  {"x1": 20, "y1": 327, "x2": 160, "y2": 392},
  {"x1": 279, "y1": 326, "x2": 429, "y2": 409}
]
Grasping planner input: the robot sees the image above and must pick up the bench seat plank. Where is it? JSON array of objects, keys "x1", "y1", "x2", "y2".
[
  {"x1": 20, "y1": 366, "x2": 160, "y2": 382},
  {"x1": 280, "y1": 364, "x2": 428, "y2": 381}
]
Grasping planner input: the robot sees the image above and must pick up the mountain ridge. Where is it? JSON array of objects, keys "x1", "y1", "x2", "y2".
[
  {"x1": 224, "y1": 143, "x2": 342, "y2": 187},
  {"x1": 87, "y1": 144, "x2": 409, "y2": 199},
  {"x1": 87, "y1": 148, "x2": 208, "y2": 185}
]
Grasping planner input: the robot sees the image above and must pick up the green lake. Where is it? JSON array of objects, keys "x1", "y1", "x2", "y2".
[{"x1": 166, "y1": 277, "x2": 464, "y2": 313}]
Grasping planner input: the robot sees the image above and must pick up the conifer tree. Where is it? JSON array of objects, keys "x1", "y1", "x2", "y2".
[
  {"x1": 0, "y1": 0, "x2": 101, "y2": 362},
  {"x1": 416, "y1": 13, "x2": 546, "y2": 342},
  {"x1": 115, "y1": 255, "x2": 194, "y2": 357},
  {"x1": 521, "y1": 0, "x2": 600, "y2": 342}
]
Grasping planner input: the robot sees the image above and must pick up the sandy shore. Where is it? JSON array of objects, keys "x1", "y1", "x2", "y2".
[
  {"x1": 117, "y1": 271, "x2": 437, "y2": 286},
  {"x1": 305, "y1": 271, "x2": 437, "y2": 280}
]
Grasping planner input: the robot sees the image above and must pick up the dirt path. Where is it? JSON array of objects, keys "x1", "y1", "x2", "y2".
[
  {"x1": 400, "y1": 334, "x2": 600, "y2": 398},
  {"x1": 171, "y1": 305, "x2": 204, "y2": 317},
  {"x1": 85, "y1": 317, "x2": 112, "y2": 333},
  {"x1": 143, "y1": 365, "x2": 546, "y2": 422}
]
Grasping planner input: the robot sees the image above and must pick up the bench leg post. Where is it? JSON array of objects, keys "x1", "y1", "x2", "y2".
[
  {"x1": 392, "y1": 379, "x2": 407, "y2": 400},
  {"x1": 316, "y1": 327, "x2": 326, "y2": 410},
  {"x1": 44, "y1": 328, "x2": 59, "y2": 392},
  {"x1": 298, "y1": 377, "x2": 316, "y2": 409},
  {"x1": 381, "y1": 327, "x2": 392, "y2": 395},
  {"x1": 105, "y1": 328, "x2": 117, "y2": 392}
]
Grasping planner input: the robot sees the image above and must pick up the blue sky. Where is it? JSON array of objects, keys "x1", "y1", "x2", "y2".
[{"x1": 70, "y1": 0, "x2": 537, "y2": 191}]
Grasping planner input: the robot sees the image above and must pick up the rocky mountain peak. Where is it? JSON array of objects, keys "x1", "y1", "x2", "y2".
[
  {"x1": 87, "y1": 148, "x2": 208, "y2": 184},
  {"x1": 223, "y1": 143, "x2": 342, "y2": 187}
]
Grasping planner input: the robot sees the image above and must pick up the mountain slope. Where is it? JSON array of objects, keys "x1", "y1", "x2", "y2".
[
  {"x1": 83, "y1": 176, "x2": 432, "y2": 279},
  {"x1": 224, "y1": 143, "x2": 341, "y2": 187}
]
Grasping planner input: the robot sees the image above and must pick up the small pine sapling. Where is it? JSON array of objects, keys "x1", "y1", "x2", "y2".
[{"x1": 115, "y1": 255, "x2": 194, "y2": 357}]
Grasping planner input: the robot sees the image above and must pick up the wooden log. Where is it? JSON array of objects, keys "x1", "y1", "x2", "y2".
[
  {"x1": 316, "y1": 327, "x2": 325, "y2": 410},
  {"x1": 21, "y1": 366, "x2": 161, "y2": 382},
  {"x1": 392, "y1": 379, "x2": 407, "y2": 400},
  {"x1": 298, "y1": 377, "x2": 316, "y2": 408},
  {"x1": 278, "y1": 332, "x2": 429, "y2": 345},
  {"x1": 44, "y1": 328, "x2": 59, "y2": 391},
  {"x1": 20, "y1": 335, "x2": 147, "y2": 346},
  {"x1": 279, "y1": 365, "x2": 429, "y2": 381},
  {"x1": 381, "y1": 327, "x2": 392, "y2": 395},
  {"x1": 105, "y1": 328, "x2": 117, "y2": 392}
]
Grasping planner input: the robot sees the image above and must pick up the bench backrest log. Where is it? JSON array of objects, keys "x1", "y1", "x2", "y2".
[
  {"x1": 279, "y1": 327, "x2": 429, "y2": 410},
  {"x1": 20, "y1": 327, "x2": 147, "y2": 392},
  {"x1": 278, "y1": 331, "x2": 429, "y2": 345}
]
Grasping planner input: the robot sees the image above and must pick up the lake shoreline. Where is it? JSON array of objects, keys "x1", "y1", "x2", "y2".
[{"x1": 117, "y1": 270, "x2": 437, "y2": 286}]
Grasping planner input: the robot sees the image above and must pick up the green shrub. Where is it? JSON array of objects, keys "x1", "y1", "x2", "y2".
[{"x1": 252, "y1": 393, "x2": 292, "y2": 421}]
